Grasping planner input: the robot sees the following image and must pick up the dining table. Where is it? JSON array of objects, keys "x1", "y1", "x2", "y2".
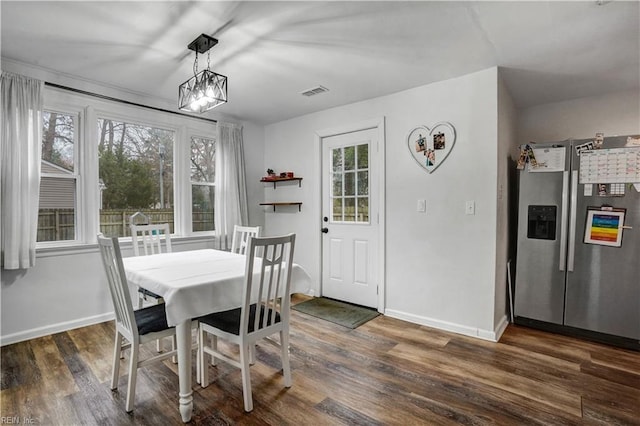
[{"x1": 122, "y1": 248, "x2": 312, "y2": 422}]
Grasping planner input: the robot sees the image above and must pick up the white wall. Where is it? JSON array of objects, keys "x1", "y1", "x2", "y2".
[
  {"x1": 265, "y1": 68, "x2": 505, "y2": 339},
  {"x1": 518, "y1": 89, "x2": 640, "y2": 143}
]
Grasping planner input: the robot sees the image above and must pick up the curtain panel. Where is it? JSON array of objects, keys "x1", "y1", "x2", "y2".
[
  {"x1": 1, "y1": 72, "x2": 44, "y2": 269},
  {"x1": 214, "y1": 122, "x2": 249, "y2": 250}
]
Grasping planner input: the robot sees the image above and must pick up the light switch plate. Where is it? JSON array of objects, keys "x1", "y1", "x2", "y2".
[
  {"x1": 465, "y1": 201, "x2": 475, "y2": 215},
  {"x1": 417, "y1": 199, "x2": 426, "y2": 213}
]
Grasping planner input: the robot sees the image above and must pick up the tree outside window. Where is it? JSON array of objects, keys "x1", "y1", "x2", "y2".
[{"x1": 97, "y1": 118, "x2": 174, "y2": 237}]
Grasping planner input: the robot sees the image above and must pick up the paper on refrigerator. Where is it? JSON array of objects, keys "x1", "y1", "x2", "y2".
[{"x1": 527, "y1": 147, "x2": 566, "y2": 172}]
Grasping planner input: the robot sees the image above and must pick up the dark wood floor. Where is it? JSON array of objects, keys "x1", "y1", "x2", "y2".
[{"x1": 2, "y1": 295, "x2": 639, "y2": 425}]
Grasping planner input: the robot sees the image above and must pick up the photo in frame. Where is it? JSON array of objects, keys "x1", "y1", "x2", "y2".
[
  {"x1": 407, "y1": 122, "x2": 456, "y2": 173},
  {"x1": 583, "y1": 207, "x2": 626, "y2": 247}
]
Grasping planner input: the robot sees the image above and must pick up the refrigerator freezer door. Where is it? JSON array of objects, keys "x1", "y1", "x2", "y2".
[
  {"x1": 564, "y1": 137, "x2": 640, "y2": 340},
  {"x1": 514, "y1": 144, "x2": 571, "y2": 324}
]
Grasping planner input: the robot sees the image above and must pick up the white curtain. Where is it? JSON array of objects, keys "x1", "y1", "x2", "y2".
[
  {"x1": 214, "y1": 122, "x2": 249, "y2": 250},
  {"x1": 1, "y1": 72, "x2": 44, "y2": 269}
]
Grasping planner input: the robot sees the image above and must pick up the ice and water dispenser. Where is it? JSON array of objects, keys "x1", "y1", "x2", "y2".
[{"x1": 526, "y1": 205, "x2": 557, "y2": 240}]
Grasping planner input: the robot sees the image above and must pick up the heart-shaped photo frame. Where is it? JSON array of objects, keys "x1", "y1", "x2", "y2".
[{"x1": 407, "y1": 122, "x2": 456, "y2": 174}]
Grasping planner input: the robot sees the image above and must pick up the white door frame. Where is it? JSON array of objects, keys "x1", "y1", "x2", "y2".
[{"x1": 315, "y1": 117, "x2": 386, "y2": 312}]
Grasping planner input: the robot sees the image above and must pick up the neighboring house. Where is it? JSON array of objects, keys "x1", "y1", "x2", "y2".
[{"x1": 39, "y1": 160, "x2": 74, "y2": 209}]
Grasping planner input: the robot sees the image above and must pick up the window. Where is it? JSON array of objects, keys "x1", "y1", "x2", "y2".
[
  {"x1": 35, "y1": 87, "x2": 218, "y2": 248},
  {"x1": 190, "y1": 136, "x2": 215, "y2": 232},
  {"x1": 331, "y1": 143, "x2": 369, "y2": 223},
  {"x1": 97, "y1": 118, "x2": 174, "y2": 238},
  {"x1": 38, "y1": 111, "x2": 78, "y2": 242}
]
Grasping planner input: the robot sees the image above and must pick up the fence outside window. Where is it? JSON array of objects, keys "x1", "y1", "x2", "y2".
[{"x1": 37, "y1": 208, "x2": 214, "y2": 241}]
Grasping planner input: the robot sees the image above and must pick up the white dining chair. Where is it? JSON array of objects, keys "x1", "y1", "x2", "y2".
[
  {"x1": 230, "y1": 225, "x2": 260, "y2": 255},
  {"x1": 130, "y1": 222, "x2": 174, "y2": 354},
  {"x1": 130, "y1": 223, "x2": 171, "y2": 308},
  {"x1": 98, "y1": 235, "x2": 186, "y2": 413},
  {"x1": 198, "y1": 233, "x2": 296, "y2": 412}
]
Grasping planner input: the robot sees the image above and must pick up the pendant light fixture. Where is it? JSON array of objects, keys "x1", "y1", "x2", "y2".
[{"x1": 178, "y1": 34, "x2": 228, "y2": 113}]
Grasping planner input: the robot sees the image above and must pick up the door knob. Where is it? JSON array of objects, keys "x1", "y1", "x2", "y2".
[{"x1": 321, "y1": 227, "x2": 329, "y2": 234}]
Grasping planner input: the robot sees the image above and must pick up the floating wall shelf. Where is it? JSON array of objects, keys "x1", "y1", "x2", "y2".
[
  {"x1": 260, "y1": 175, "x2": 303, "y2": 212},
  {"x1": 260, "y1": 202, "x2": 302, "y2": 212},
  {"x1": 260, "y1": 177, "x2": 303, "y2": 189}
]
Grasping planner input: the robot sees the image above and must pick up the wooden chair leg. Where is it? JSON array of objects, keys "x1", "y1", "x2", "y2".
[
  {"x1": 280, "y1": 330, "x2": 292, "y2": 387},
  {"x1": 239, "y1": 343, "x2": 254, "y2": 412},
  {"x1": 249, "y1": 343, "x2": 256, "y2": 365},
  {"x1": 211, "y1": 335, "x2": 217, "y2": 366},
  {"x1": 125, "y1": 345, "x2": 139, "y2": 413},
  {"x1": 195, "y1": 333, "x2": 201, "y2": 386},
  {"x1": 199, "y1": 327, "x2": 209, "y2": 388},
  {"x1": 111, "y1": 332, "x2": 122, "y2": 390}
]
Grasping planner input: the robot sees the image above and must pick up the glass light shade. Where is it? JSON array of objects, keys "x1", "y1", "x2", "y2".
[{"x1": 178, "y1": 69, "x2": 228, "y2": 113}]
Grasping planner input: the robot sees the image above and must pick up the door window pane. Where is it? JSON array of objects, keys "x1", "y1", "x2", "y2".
[
  {"x1": 357, "y1": 171, "x2": 368, "y2": 196},
  {"x1": 344, "y1": 146, "x2": 355, "y2": 170},
  {"x1": 344, "y1": 171, "x2": 355, "y2": 196},
  {"x1": 357, "y1": 197, "x2": 369, "y2": 222},
  {"x1": 332, "y1": 148, "x2": 343, "y2": 172},
  {"x1": 97, "y1": 119, "x2": 174, "y2": 237},
  {"x1": 332, "y1": 197, "x2": 343, "y2": 221},
  {"x1": 332, "y1": 173, "x2": 343, "y2": 196},
  {"x1": 357, "y1": 143, "x2": 368, "y2": 169},
  {"x1": 38, "y1": 111, "x2": 77, "y2": 242},
  {"x1": 329, "y1": 142, "x2": 369, "y2": 224},
  {"x1": 344, "y1": 197, "x2": 355, "y2": 222}
]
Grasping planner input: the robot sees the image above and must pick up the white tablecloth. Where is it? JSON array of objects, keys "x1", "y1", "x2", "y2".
[{"x1": 122, "y1": 249, "x2": 312, "y2": 326}]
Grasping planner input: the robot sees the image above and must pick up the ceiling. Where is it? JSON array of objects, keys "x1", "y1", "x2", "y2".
[{"x1": 1, "y1": 1, "x2": 638, "y2": 125}]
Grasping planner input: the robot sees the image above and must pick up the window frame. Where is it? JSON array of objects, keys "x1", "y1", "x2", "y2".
[
  {"x1": 189, "y1": 134, "x2": 216, "y2": 235},
  {"x1": 94, "y1": 111, "x2": 178, "y2": 237},
  {"x1": 37, "y1": 105, "x2": 83, "y2": 248},
  {"x1": 36, "y1": 87, "x2": 217, "y2": 250}
]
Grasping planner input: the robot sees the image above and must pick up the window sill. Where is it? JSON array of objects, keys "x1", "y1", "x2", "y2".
[{"x1": 35, "y1": 234, "x2": 216, "y2": 258}]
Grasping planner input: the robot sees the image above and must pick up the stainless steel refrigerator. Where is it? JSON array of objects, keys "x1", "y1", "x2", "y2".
[{"x1": 514, "y1": 135, "x2": 639, "y2": 350}]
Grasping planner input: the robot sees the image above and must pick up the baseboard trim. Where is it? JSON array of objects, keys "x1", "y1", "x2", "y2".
[
  {"x1": 385, "y1": 309, "x2": 508, "y2": 342},
  {"x1": 1, "y1": 312, "x2": 114, "y2": 347}
]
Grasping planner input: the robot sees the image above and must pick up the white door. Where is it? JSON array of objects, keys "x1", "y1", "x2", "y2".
[{"x1": 321, "y1": 128, "x2": 379, "y2": 308}]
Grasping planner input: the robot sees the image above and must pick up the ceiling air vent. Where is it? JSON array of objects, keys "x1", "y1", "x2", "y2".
[{"x1": 300, "y1": 85, "x2": 329, "y2": 97}]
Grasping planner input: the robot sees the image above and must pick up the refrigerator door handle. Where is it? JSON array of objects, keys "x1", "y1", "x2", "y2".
[
  {"x1": 567, "y1": 170, "x2": 579, "y2": 272},
  {"x1": 559, "y1": 171, "x2": 569, "y2": 271}
]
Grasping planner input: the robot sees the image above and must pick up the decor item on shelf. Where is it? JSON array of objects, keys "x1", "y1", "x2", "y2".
[
  {"x1": 178, "y1": 33, "x2": 228, "y2": 113},
  {"x1": 286, "y1": 172, "x2": 294, "y2": 178},
  {"x1": 262, "y1": 169, "x2": 276, "y2": 181},
  {"x1": 280, "y1": 172, "x2": 287, "y2": 178},
  {"x1": 407, "y1": 122, "x2": 456, "y2": 174}
]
